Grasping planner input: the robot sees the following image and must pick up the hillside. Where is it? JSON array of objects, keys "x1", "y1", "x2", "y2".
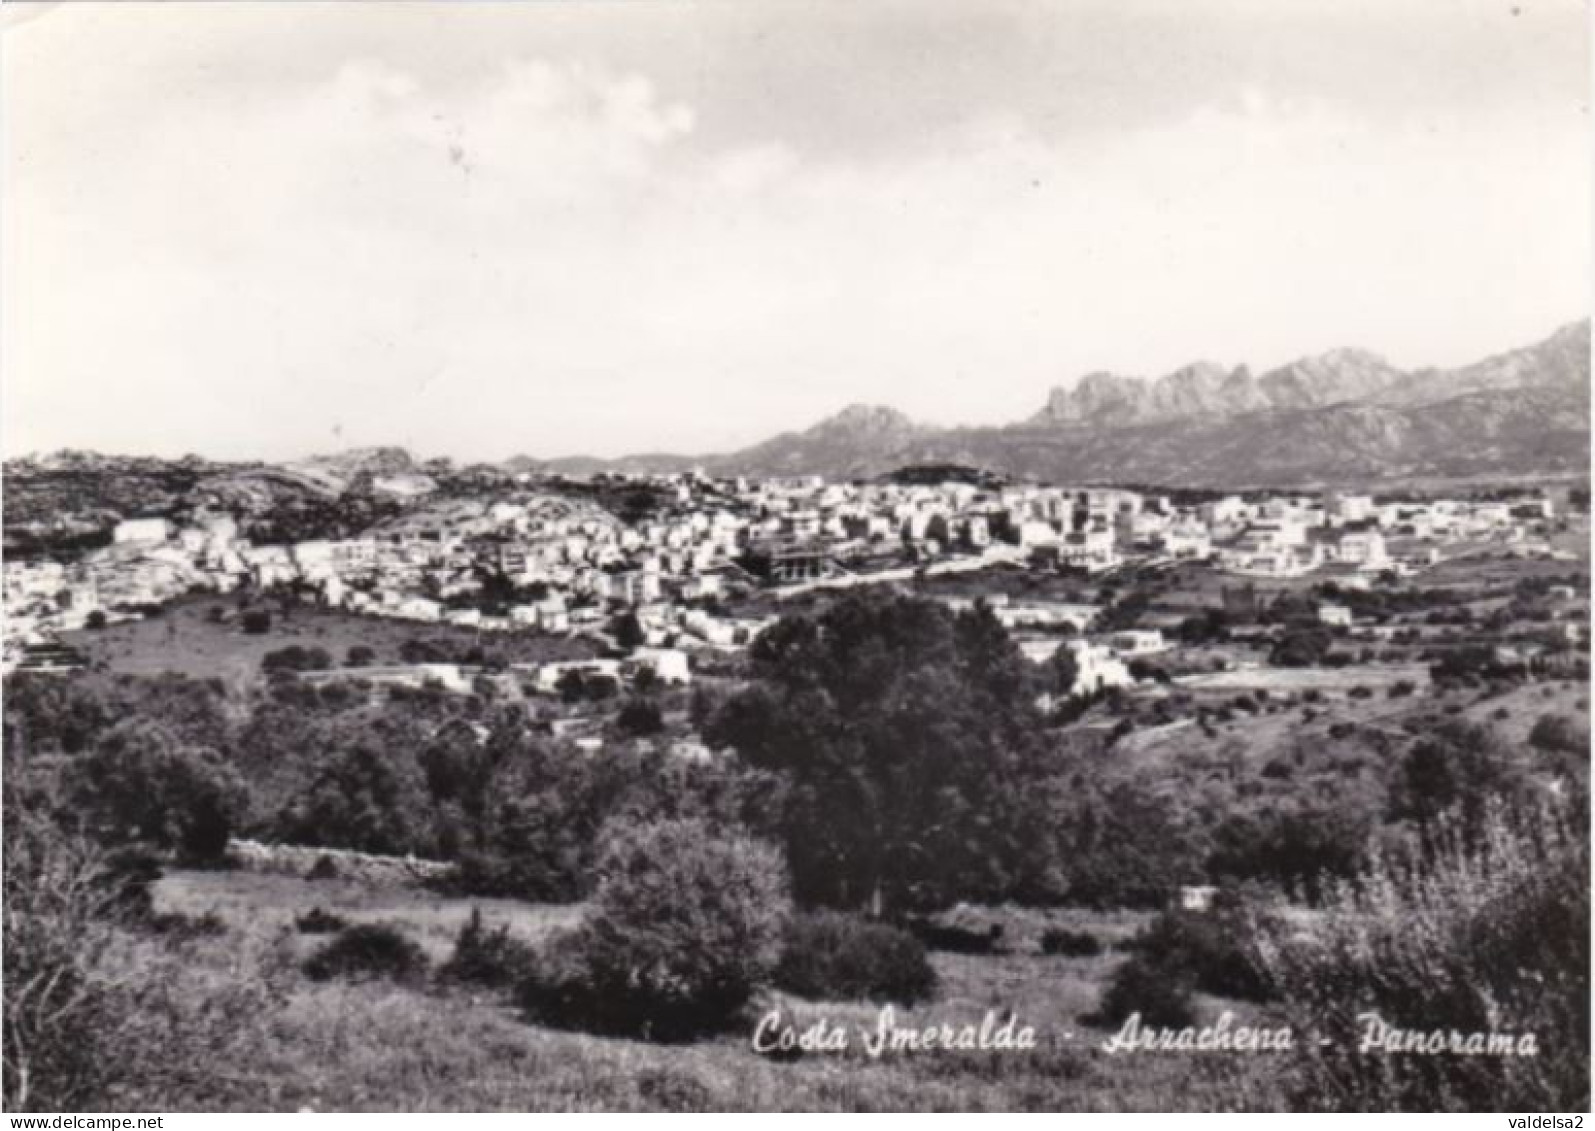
[
  {"x1": 6, "y1": 322, "x2": 1588, "y2": 540},
  {"x1": 691, "y1": 319, "x2": 1591, "y2": 485}
]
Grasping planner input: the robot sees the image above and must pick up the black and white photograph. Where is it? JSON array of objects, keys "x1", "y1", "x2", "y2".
[{"x1": 1, "y1": 0, "x2": 1589, "y2": 1115}]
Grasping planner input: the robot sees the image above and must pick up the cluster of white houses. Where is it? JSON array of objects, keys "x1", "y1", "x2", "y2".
[{"x1": 3, "y1": 472, "x2": 1569, "y2": 681}]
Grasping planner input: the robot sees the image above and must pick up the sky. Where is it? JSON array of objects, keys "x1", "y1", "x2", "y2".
[{"x1": 3, "y1": 0, "x2": 1589, "y2": 462}]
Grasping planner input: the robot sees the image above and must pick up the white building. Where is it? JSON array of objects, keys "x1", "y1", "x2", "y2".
[
  {"x1": 1334, "y1": 530, "x2": 1388, "y2": 568},
  {"x1": 1059, "y1": 639, "x2": 1133, "y2": 695},
  {"x1": 113, "y1": 518, "x2": 173, "y2": 546},
  {"x1": 1317, "y1": 604, "x2": 1354, "y2": 628},
  {"x1": 627, "y1": 647, "x2": 692, "y2": 685},
  {"x1": 1107, "y1": 629, "x2": 1168, "y2": 656}
]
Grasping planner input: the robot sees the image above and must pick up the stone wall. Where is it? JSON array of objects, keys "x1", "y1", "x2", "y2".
[{"x1": 226, "y1": 838, "x2": 454, "y2": 886}]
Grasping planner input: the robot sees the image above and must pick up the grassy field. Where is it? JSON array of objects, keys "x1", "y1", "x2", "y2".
[
  {"x1": 159, "y1": 870, "x2": 583, "y2": 961},
  {"x1": 148, "y1": 870, "x2": 1283, "y2": 1112},
  {"x1": 60, "y1": 596, "x2": 599, "y2": 682},
  {"x1": 1175, "y1": 663, "x2": 1429, "y2": 694},
  {"x1": 1450, "y1": 678, "x2": 1590, "y2": 750}
]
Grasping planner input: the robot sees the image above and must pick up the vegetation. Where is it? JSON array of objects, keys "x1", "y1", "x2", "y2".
[
  {"x1": 439, "y1": 908, "x2": 537, "y2": 989},
  {"x1": 774, "y1": 910, "x2": 938, "y2": 1005},
  {"x1": 1039, "y1": 927, "x2": 1103, "y2": 958},
  {"x1": 519, "y1": 819, "x2": 790, "y2": 1040},
  {"x1": 3, "y1": 546, "x2": 1587, "y2": 1110},
  {"x1": 1255, "y1": 800, "x2": 1588, "y2": 1111},
  {"x1": 294, "y1": 906, "x2": 349, "y2": 934},
  {"x1": 67, "y1": 719, "x2": 246, "y2": 864},
  {"x1": 708, "y1": 593, "x2": 1054, "y2": 914},
  {"x1": 303, "y1": 923, "x2": 431, "y2": 985}
]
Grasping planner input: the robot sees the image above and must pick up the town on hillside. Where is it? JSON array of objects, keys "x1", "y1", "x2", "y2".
[{"x1": 5, "y1": 466, "x2": 1585, "y2": 701}]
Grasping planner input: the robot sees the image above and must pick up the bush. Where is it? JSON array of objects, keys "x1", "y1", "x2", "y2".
[
  {"x1": 3, "y1": 805, "x2": 281, "y2": 1110},
  {"x1": 1120, "y1": 900, "x2": 1273, "y2": 1002},
  {"x1": 147, "y1": 910, "x2": 227, "y2": 940},
  {"x1": 293, "y1": 907, "x2": 348, "y2": 934},
  {"x1": 1039, "y1": 927, "x2": 1103, "y2": 958},
  {"x1": 774, "y1": 911, "x2": 937, "y2": 1005},
  {"x1": 438, "y1": 908, "x2": 535, "y2": 990},
  {"x1": 635, "y1": 1068, "x2": 712, "y2": 1112},
  {"x1": 1091, "y1": 951, "x2": 1196, "y2": 1029},
  {"x1": 518, "y1": 819, "x2": 789, "y2": 1040},
  {"x1": 261, "y1": 645, "x2": 332, "y2": 674},
  {"x1": 1254, "y1": 801, "x2": 1588, "y2": 1111},
  {"x1": 910, "y1": 918, "x2": 1007, "y2": 954},
  {"x1": 303, "y1": 924, "x2": 429, "y2": 985},
  {"x1": 1089, "y1": 893, "x2": 1277, "y2": 1030}
]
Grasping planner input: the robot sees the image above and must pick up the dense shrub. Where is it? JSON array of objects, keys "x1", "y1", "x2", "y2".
[
  {"x1": 1039, "y1": 927, "x2": 1103, "y2": 958},
  {"x1": 294, "y1": 906, "x2": 348, "y2": 934},
  {"x1": 518, "y1": 819, "x2": 789, "y2": 1040},
  {"x1": 1131, "y1": 901, "x2": 1273, "y2": 1000},
  {"x1": 1529, "y1": 713, "x2": 1587, "y2": 755},
  {"x1": 1090, "y1": 895, "x2": 1274, "y2": 1030},
  {"x1": 3, "y1": 805, "x2": 280, "y2": 1110},
  {"x1": 303, "y1": 923, "x2": 429, "y2": 985},
  {"x1": 634, "y1": 1067, "x2": 712, "y2": 1112},
  {"x1": 1090, "y1": 950, "x2": 1197, "y2": 1029},
  {"x1": 261, "y1": 645, "x2": 333, "y2": 674},
  {"x1": 438, "y1": 908, "x2": 535, "y2": 990},
  {"x1": 147, "y1": 910, "x2": 227, "y2": 940},
  {"x1": 910, "y1": 918, "x2": 1006, "y2": 954},
  {"x1": 1255, "y1": 801, "x2": 1588, "y2": 1111},
  {"x1": 774, "y1": 911, "x2": 937, "y2": 1005}
]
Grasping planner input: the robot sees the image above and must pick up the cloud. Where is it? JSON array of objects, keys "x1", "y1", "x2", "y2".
[{"x1": 4, "y1": 8, "x2": 1587, "y2": 462}]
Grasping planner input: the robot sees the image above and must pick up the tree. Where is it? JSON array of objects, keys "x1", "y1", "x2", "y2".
[
  {"x1": 345, "y1": 645, "x2": 377, "y2": 668},
  {"x1": 1392, "y1": 722, "x2": 1526, "y2": 829},
  {"x1": 556, "y1": 669, "x2": 588, "y2": 704},
  {"x1": 240, "y1": 609, "x2": 272, "y2": 635},
  {"x1": 612, "y1": 612, "x2": 646, "y2": 650},
  {"x1": 708, "y1": 592, "x2": 1050, "y2": 916},
  {"x1": 1271, "y1": 628, "x2": 1332, "y2": 668},
  {"x1": 283, "y1": 741, "x2": 432, "y2": 856},
  {"x1": 1048, "y1": 644, "x2": 1081, "y2": 697},
  {"x1": 399, "y1": 638, "x2": 448, "y2": 664},
  {"x1": 68, "y1": 719, "x2": 247, "y2": 862},
  {"x1": 616, "y1": 697, "x2": 665, "y2": 737},
  {"x1": 1057, "y1": 777, "x2": 1206, "y2": 907}
]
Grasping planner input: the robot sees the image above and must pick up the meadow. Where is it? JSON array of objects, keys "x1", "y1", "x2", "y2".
[
  {"x1": 148, "y1": 870, "x2": 1283, "y2": 1112},
  {"x1": 59, "y1": 596, "x2": 598, "y2": 682}
]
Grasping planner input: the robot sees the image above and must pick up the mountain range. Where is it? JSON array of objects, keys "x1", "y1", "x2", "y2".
[
  {"x1": 506, "y1": 319, "x2": 1590, "y2": 487},
  {"x1": 10, "y1": 320, "x2": 1590, "y2": 493}
]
